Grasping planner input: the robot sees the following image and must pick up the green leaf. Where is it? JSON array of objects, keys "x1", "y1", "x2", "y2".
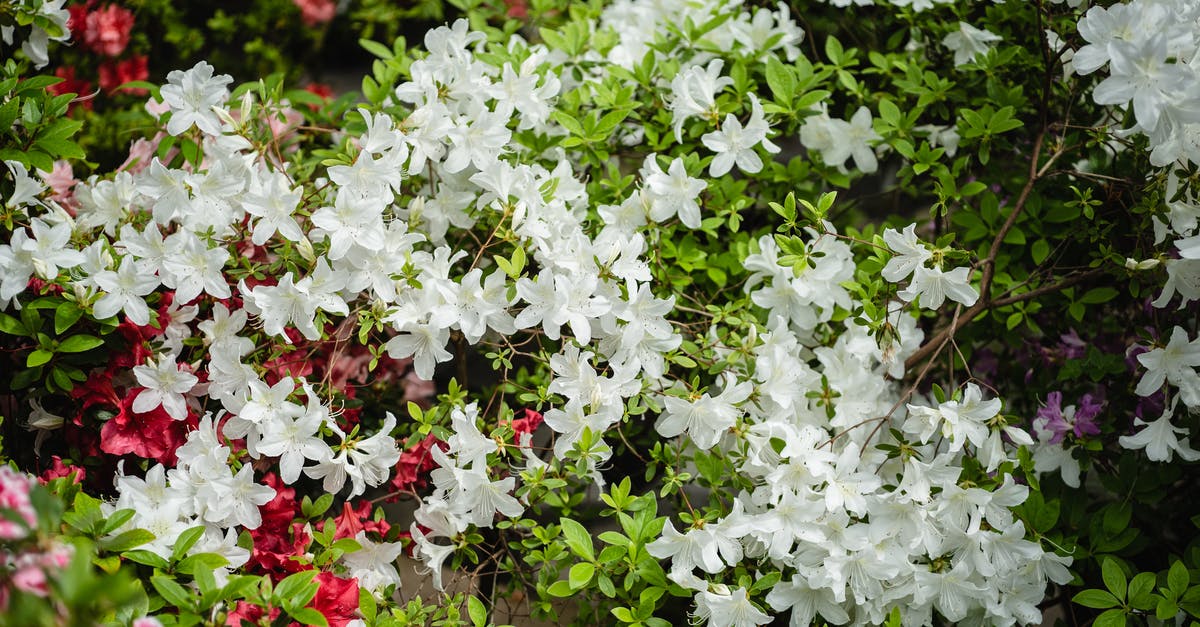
[
  {"x1": 568, "y1": 562, "x2": 596, "y2": 590},
  {"x1": 100, "y1": 529, "x2": 155, "y2": 553},
  {"x1": 172, "y1": 526, "x2": 208, "y2": 562},
  {"x1": 0, "y1": 312, "x2": 26, "y2": 336},
  {"x1": 1156, "y1": 595, "x2": 1179, "y2": 620},
  {"x1": 359, "y1": 38, "x2": 394, "y2": 60},
  {"x1": 1080, "y1": 287, "x2": 1119, "y2": 304},
  {"x1": 764, "y1": 56, "x2": 795, "y2": 105},
  {"x1": 288, "y1": 608, "x2": 329, "y2": 626},
  {"x1": 177, "y1": 553, "x2": 230, "y2": 575},
  {"x1": 101, "y1": 509, "x2": 137, "y2": 535},
  {"x1": 151, "y1": 575, "x2": 195, "y2": 611},
  {"x1": 560, "y1": 517, "x2": 594, "y2": 561},
  {"x1": 54, "y1": 301, "x2": 84, "y2": 334},
  {"x1": 467, "y1": 595, "x2": 487, "y2": 627},
  {"x1": 1103, "y1": 558, "x2": 1127, "y2": 601},
  {"x1": 1169, "y1": 560, "x2": 1190, "y2": 596},
  {"x1": 122, "y1": 550, "x2": 170, "y2": 569},
  {"x1": 1073, "y1": 589, "x2": 1120, "y2": 609},
  {"x1": 1093, "y1": 608, "x2": 1127, "y2": 627},
  {"x1": 547, "y1": 580, "x2": 575, "y2": 597},
  {"x1": 1128, "y1": 572, "x2": 1157, "y2": 610},
  {"x1": 58, "y1": 334, "x2": 104, "y2": 353},
  {"x1": 27, "y1": 349, "x2": 53, "y2": 368},
  {"x1": 612, "y1": 607, "x2": 635, "y2": 623},
  {"x1": 359, "y1": 588, "x2": 377, "y2": 623},
  {"x1": 1031, "y1": 239, "x2": 1050, "y2": 265},
  {"x1": 274, "y1": 570, "x2": 319, "y2": 607},
  {"x1": 878, "y1": 98, "x2": 900, "y2": 127}
]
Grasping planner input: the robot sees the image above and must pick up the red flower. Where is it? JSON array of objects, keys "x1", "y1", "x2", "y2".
[
  {"x1": 390, "y1": 434, "x2": 441, "y2": 495},
  {"x1": 225, "y1": 601, "x2": 280, "y2": 626},
  {"x1": 304, "y1": 82, "x2": 333, "y2": 99},
  {"x1": 504, "y1": 0, "x2": 529, "y2": 19},
  {"x1": 333, "y1": 500, "x2": 391, "y2": 541},
  {"x1": 38, "y1": 456, "x2": 86, "y2": 485},
  {"x1": 98, "y1": 55, "x2": 149, "y2": 94},
  {"x1": 309, "y1": 572, "x2": 359, "y2": 627},
  {"x1": 66, "y1": 3, "x2": 92, "y2": 37},
  {"x1": 95, "y1": 387, "x2": 191, "y2": 465},
  {"x1": 83, "y1": 4, "x2": 135, "y2": 57},
  {"x1": 48, "y1": 67, "x2": 93, "y2": 111},
  {"x1": 256, "y1": 472, "x2": 299, "y2": 534},
  {"x1": 507, "y1": 408, "x2": 544, "y2": 438},
  {"x1": 248, "y1": 521, "x2": 311, "y2": 580},
  {"x1": 293, "y1": 0, "x2": 336, "y2": 27}
]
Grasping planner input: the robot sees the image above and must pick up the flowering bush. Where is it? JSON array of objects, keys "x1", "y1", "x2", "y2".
[{"x1": 2, "y1": 0, "x2": 1200, "y2": 625}]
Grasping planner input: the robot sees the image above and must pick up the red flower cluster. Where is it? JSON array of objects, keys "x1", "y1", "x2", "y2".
[{"x1": 52, "y1": 2, "x2": 148, "y2": 101}]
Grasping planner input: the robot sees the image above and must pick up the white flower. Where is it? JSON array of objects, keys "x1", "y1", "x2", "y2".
[
  {"x1": 881, "y1": 224, "x2": 932, "y2": 282},
  {"x1": 1119, "y1": 403, "x2": 1200, "y2": 462},
  {"x1": 702, "y1": 95, "x2": 779, "y2": 177},
  {"x1": 132, "y1": 354, "x2": 198, "y2": 420},
  {"x1": 898, "y1": 265, "x2": 979, "y2": 309},
  {"x1": 694, "y1": 585, "x2": 772, "y2": 627},
  {"x1": 942, "y1": 22, "x2": 1002, "y2": 67},
  {"x1": 655, "y1": 378, "x2": 753, "y2": 450},
  {"x1": 160, "y1": 61, "x2": 234, "y2": 136},
  {"x1": 342, "y1": 531, "x2": 405, "y2": 595},
  {"x1": 93, "y1": 256, "x2": 161, "y2": 325},
  {"x1": 255, "y1": 395, "x2": 333, "y2": 484},
  {"x1": 642, "y1": 155, "x2": 707, "y2": 229},
  {"x1": 668, "y1": 60, "x2": 734, "y2": 141},
  {"x1": 1135, "y1": 326, "x2": 1200, "y2": 406}
]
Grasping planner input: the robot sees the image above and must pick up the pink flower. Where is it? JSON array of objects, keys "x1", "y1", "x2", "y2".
[
  {"x1": 0, "y1": 467, "x2": 37, "y2": 540},
  {"x1": 39, "y1": 160, "x2": 79, "y2": 212},
  {"x1": 118, "y1": 136, "x2": 161, "y2": 174},
  {"x1": 293, "y1": 0, "x2": 336, "y2": 27},
  {"x1": 84, "y1": 4, "x2": 135, "y2": 57},
  {"x1": 10, "y1": 565, "x2": 48, "y2": 597}
]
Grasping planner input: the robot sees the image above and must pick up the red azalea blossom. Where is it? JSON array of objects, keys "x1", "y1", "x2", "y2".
[
  {"x1": 390, "y1": 434, "x2": 441, "y2": 495},
  {"x1": 48, "y1": 67, "x2": 93, "y2": 111},
  {"x1": 504, "y1": 0, "x2": 529, "y2": 19},
  {"x1": 248, "y1": 521, "x2": 311, "y2": 580},
  {"x1": 225, "y1": 601, "x2": 281, "y2": 626},
  {"x1": 38, "y1": 456, "x2": 86, "y2": 485},
  {"x1": 26, "y1": 277, "x2": 64, "y2": 296},
  {"x1": 333, "y1": 500, "x2": 391, "y2": 540},
  {"x1": 83, "y1": 4, "x2": 135, "y2": 57},
  {"x1": 66, "y1": 3, "x2": 91, "y2": 36},
  {"x1": 309, "y1": 572, "x2": 360, "y2": 627},
  {"x1": 96, "y1": 387, "x2": 192, "y2": 465},
  {"x1": 293, "y1": 0, "x2": 336, "y2": 27},
  {"x1": 257, "y1": 472, "x2": 299, "y2": 533},
  {"x1": 98, "y1": 55, "x2": 149, "y2": 94},
  {"x1": 507, "y1": 408, "x2": 544, "y2": 438}
]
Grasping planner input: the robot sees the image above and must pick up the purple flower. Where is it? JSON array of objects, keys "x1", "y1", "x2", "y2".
[
  {"x1": 1036, "y1": 391, "x2": 1070, "y2": 444},
  {"x1": 1035, "y1": 391, "x2": 1104, "y2": 444},
  {"x1": 1074, "y1": 393, "x2": 1104, "y2": 438},
  {"x1": 1058, "y1": 329, "x2": 1088, "y2": 360}
]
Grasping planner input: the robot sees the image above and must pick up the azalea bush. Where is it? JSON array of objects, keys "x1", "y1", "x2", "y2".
[{"x1": 2, "y1": 0, "x2": 1200, "y2": 625}]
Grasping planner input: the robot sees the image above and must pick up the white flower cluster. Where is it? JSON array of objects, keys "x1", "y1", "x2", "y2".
[
  {"x1": 0, "y1": 0, "x2": 1073, "y2": 620},
  {"x1": 882, "y1": 224, "x2": 980, "y2": 310},
  {"x1": 1070, "y1": 0, "x2": 1200, "y2": 463},
  {"x1": 1075, "y1": 0, "x2": 1200, "y2": 167}
]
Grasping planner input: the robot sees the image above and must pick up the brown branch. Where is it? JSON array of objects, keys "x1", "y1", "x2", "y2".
[
  {"x1": 989, "y1": 268, "x2": 1105, "y2": 308},
  {"x1": 904, "y1": 127, "x2": 1065, "y2": 371}
]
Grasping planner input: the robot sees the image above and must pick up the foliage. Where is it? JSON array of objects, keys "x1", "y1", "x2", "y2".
[{"x1": 1, "y1": 0, "x2": 1199, "y2": 625}]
